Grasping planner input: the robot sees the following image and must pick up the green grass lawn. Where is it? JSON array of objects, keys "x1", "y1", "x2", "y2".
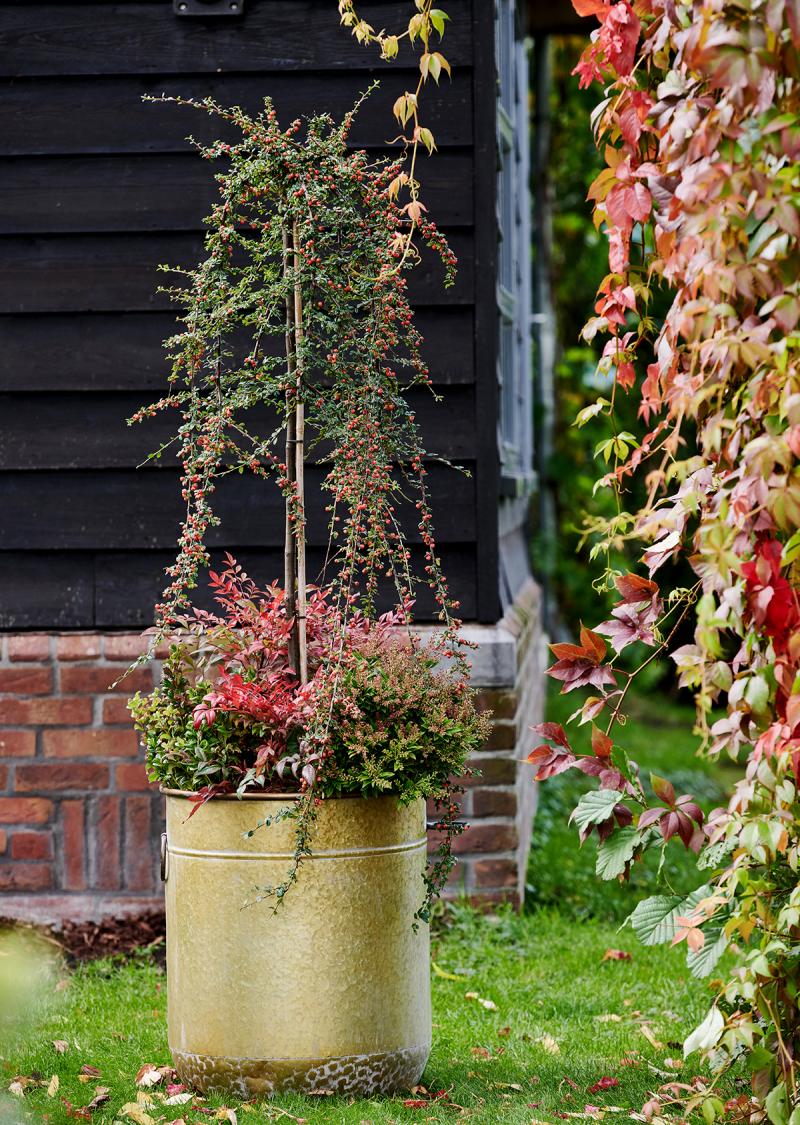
[
  {"x1": 527, "y1": 686, "x2": 731, "y2": 923},
  {"x1": 1, "y1": 908, "x2": 717, "y2": 1125},
  {"x1": 0, "y1": 688, "x2": 730, "y2": 1124}
]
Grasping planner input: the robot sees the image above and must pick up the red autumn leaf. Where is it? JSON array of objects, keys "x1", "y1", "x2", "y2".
[
  {"x1": 547, "y1": 657, "x2": 618, "y2": 694},
  {"x1": 615, "y1": 573, "x2": 659, "y2": 603},
  {"x1": 551, "y1": 641, "x2": 589, "y2": 661},
  {"x1": 596, "y1": 600, "x2": 658, "y2": 652},
  {"x1": 527, "y1": 743, "x2": 576, "y2": 781},
  {"x1": 571, "y1": 0, "x2": 608, "y2": 15},
  {"x1": 616, "y1": 360, "x2": 636, "y2": 390},
  {"x1": 588, "y1": 1076, "x2": 620, "y2": 1093},
  {"x1": 602, "y1": 949, "x2": 632, "y2": 962},
  {"x1": 651, "y1": 774, "x2": 676, "y2": 806},
  {"x1": 580, "y1": 624, "x2": 607, "y2": 662},
  {"x1": 532, "y1": 721, "x2": 572, "y2": 749},
  {"x1": 591, "y1": 725, "x2": 613, "y2": 758}
]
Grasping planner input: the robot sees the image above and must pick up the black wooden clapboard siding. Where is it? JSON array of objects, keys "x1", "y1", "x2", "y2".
[
  {"x1": 0, "y1": 232, "x2": 473, "y2": 313},
  {"x1": 0, "y1": 388, "x2": 477, "y2": 468},
  {"x1": 0, "y1": 3, "x2": 472, "y2": 76},
  {"x1": 0, "y1": 466, "x2": 476, "y2": 550},
  {"x1": 0, "y1": 0, "x2": 500, "y2": 628},
  {"x1": 0, "y1": 71, "x2": 474, "y2": 155},
  {"x1": 2, "y1": 152, "x2": 474, "y2": 234},
  {"x1": 2, "y1": 308, "x2": 476, "y2": 391}
]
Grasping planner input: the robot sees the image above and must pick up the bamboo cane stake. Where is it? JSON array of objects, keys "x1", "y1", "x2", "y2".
[
  {"x1": 282, "y1": 226, "x2": 300, "y2": 681},
  {"x1": 292, "y1": 221, "x2": 308, "y2": 685}
]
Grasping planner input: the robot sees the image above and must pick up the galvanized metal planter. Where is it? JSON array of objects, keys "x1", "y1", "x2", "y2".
[{"x1": 162, "y1": 791, "x2": 431, "y2": 1098}]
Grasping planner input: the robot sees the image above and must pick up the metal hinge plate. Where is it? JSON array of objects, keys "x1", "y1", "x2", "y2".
[{"x1": 173, "y1": 0, "x2": 244, "y2": 16}]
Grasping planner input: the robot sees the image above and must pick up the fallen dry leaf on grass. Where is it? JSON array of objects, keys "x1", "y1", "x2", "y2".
[
  {"x1": 464, "y1": 990, "x2": 497, "y2": 1011},
  {"x1": 53, "y1": 1039, "x2": 69, "y2": 1054},
  {"x1": 8, "y1": 1078, "x2": 29, "y2": 1097},
  {"x1": 602, "y1": 949, "x2": 631, "y2": 962},
  {"x1": 639, "y1": 1025, "x2": 665, "y2": 1050},
  {"x1": 86, "y1": 1086, "x2": 111, "y2": 1112},
  {"x1": 78, "y1": 1064, "x2": 102, "y2": 1083},
  {"x1": 497, "y1": 1025, "x2": 512, "y2": 1037},
  {"x1": 587, "y1": 1077, "x2": 619, "y2": 1093},
  {"x1": 136, "y1": 1063, "x2": 176, "y2": 1087},
  {"x1": 536, "y1": 1034, "x2": 561, "y2": 1054},
  {"x1": 120, "y1": 1103, "x2": 155, "y2": 1125},
  {"x1": 163, "y1": 1091, "x2": 193, "y2": 1106},
  {"x1": 432, "y1": 961, "x2": 467, "y2": 981},
  {"x1": 215, "y1": 1108, "x2": 237, "y2": 1124},
  {"x1": 471, "y1": 1046, "x2": 491, "y2": 1058},
  {"x1": 595, "y1": 1014, "x2": 622, "y2": 1023},
  {"x1": 47, "y1": 1074, "x2": 60, "y2": 1097},
  {"x1": 62, "y1": 1099, "x2": 92, "y2": 1121}
]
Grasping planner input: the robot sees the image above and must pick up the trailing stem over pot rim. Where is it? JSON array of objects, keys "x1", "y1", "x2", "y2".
[{"x1": 128, "y1": 90, "x2": 483, "y2": 917}]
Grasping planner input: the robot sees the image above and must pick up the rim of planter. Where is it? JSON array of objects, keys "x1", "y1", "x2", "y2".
[{"x1": 160, "y1": 787, "x2": 364, "y2": 801}]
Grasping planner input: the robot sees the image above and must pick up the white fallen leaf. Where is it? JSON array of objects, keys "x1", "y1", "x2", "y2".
[
  {"x1": 136, "y1": 1064, "x2": 164, "y2": 1088},
  {"x1": 164, "y1": 1092, "x2": 193, "y2": 1106},
  {"x1": 536, "y1": 1034, "x2": 561, "y2": 1055},
  {"x1": 8, "y1": 1081, "x2": 26, "y2": 1098},
  {"x1": 120, "y1": 1103, "x2": 156, "y2": 1125},
  {"x1": 52, "y1": 1040, "x2": 68, "y2": 1054},
  {"x1": 464, "y1": 990, "x2": 497, "y2": 1011}
]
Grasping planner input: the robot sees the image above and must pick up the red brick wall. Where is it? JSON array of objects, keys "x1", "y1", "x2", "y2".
[
  {"x1": 0, "y1": 589, "x2": 544, "y2": 922},
  {"x1": 0, "y1": 633, "x2": 163, "y2": 921}
]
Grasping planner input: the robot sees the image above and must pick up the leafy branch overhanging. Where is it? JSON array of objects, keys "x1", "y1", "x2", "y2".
[{"x1": 530, "y1": 1, "x2": 800, "y2": 1119}]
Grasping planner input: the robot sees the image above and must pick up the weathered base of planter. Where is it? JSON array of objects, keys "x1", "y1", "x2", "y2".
[{"x1": 172, "y1": 1043, "x2": 430, "y2": 1098}]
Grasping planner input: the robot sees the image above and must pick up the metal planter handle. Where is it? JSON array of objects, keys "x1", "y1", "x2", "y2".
[{"x1": 160, "y1": 833, "x2": 168, "y2": 883}]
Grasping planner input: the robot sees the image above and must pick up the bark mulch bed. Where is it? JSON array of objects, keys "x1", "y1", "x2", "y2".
[{"x1": 0, "y1": 910, "x2": 166, "y2": 966}]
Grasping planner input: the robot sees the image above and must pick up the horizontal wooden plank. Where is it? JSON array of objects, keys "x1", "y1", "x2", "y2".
[
  {"x1": 528, "y1": 0, "x2": 589, "y2": 33},
  {"x1": 0, "y1": 2, "x2": 472, "y2": 77},
  {"x1": 0, "y1": 308, "x2": 476, "y2": 391},
  {"x1": 0, "y1": 71, "x2": 473, "y2": 156},
  {"x1": 94, "y1": 545, "x2": 477, "y2": 627},
  {"x1": 0, "y1": 545, "x2": 477, "y2": 628},
  {"x1": 0, "y1": 552, "x2": 94, "y2": 629},
  {"x1": 1, "y1": 150, "x2": 473, "y2": 234},
  {"x1": 0, "y1": 465, "x2": 475, "y2": 550},
  {"x1": 0, "y1": 231, "x2": 473, "y2": 313},
  {"x1": 0, "y1": 387, "x2": 476, "y2": 469}
]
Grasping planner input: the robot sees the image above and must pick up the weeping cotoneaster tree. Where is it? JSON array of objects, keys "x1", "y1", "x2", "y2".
[
  {"x1": 130, "y1": 93, "x2": 467, "y2": 902},
  {"x1": 134, "y1": 91, "x2": 458, "y2": 665}
]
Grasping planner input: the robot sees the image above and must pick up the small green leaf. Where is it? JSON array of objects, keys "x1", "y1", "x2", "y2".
[
  {"x1": 628, "y1": 886, "x2": 711, "y2": 946},
  {"x1": 429, "y1": 8, "x2": 450, "y2": 36},
  {"x1": 595, "y1": 826, "x2": 640, "y2": 879},
  {"x1": 570, "y1": 789, "x2": 624, "y2": 833},
  {"x1": 687, "y1": 929, "x2": 727, "y2": 979},
  {"x1": 765, "y1": 1082, "x2": 789, "y2": 1125}
]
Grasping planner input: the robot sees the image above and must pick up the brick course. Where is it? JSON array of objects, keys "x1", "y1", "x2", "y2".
[
  {"x1": 0, "y1": 633, "x2": 162, "y2": 919},
  {"x1": 0, "y1": 589, "x2": 545, "y2": 921}
]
